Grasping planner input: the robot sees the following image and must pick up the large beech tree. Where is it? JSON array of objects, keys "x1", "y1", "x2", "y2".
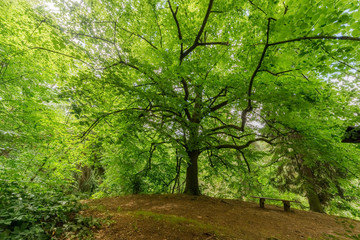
[{"x1": 34, "y1": 0, "x2": 360, "y2": 195}]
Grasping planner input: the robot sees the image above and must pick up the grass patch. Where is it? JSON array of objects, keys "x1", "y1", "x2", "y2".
[
  {"x1": 86, "y1": 204, "x2": 107, "y2": 212},
  {"x1": 132, "y1": 210, "x2": 221, "y2": 234}
]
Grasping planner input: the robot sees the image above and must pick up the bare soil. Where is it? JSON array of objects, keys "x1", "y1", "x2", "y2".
[{"x1": 81, "y1": 194, "x2": 360, "y2": 240}]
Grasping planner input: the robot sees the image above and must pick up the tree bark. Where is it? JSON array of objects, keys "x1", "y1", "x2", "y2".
[
  {"x1": 301, "y1": 161, "x2": 325, "y2": 213},
  {"x1": 184, "y1": 150, "x2": 201, "y2": 195}
]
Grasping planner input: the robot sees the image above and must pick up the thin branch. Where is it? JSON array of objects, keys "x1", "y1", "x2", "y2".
[
  {"x1": 258, "y1": 69, "x2": 299, "y2": 76},
  {"x1": 248, "y1": 0, "x2": 267, "y2": 16},
  {"x1": 257, "y1": 114, "x2": 284, "y2": 136},
  {"x1": 209, "y1": 124, "x2": 243, "y2": 132},
  {"x1": 149, "y1": 1, "x2": 163, "y2": 48},
  {"x1": 319, "y1": 45, "x2": 359, "y2": 72},
  {"x1": 120, "y1": 27, "x2": 158, "y2": 50},
  {"x1": 81, "y1": 107, "x2": 144, "y2": 139},
  {"x1": 268, "y1": 35, "x2": 360, "y2": 47},
  {"x1": 30, "y1": 19, "x2": 46, "y2": 37},
  {"x1": 239, "y1": 150, "x2": 251, "y2": 172},
  {"x1": 30, "y1": 47, "x2": 94, "y2": 69},
  {"x1": 209, "y1": 115, "x2": 227, "y2": 126},
  {"x1": 211, "y1": 153, "x2": 229, "y2": 168},
  {"x1": 206, "y1": 131, "x2": 253, "y2": 139},
  {"x1": 72, "y1": 32, "x2": 114, "y2": 44},
  {"x1": 301, "y1": 73, "x2": 321, "y2": 95},
  {"x1": 168, "y1": 0, "x2": 183, "y2": 56},
  {"x1": 208, "y1": 87, "x2": 227, "y2": 107},
  {"x1": 101, "y1": 60, "x2": 139, "y2": 71}
]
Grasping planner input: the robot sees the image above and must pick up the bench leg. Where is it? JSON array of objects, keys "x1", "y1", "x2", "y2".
[
  {"x1": 283, "y1": 201, "x2": 290, "y2": 212},
  {"x1": 260, "y1": 198, "x2": 265, "y2": 208}
]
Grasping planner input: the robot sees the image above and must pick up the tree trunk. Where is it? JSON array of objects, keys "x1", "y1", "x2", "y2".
[
  {"x1": 184, "y1": 150, "x2": 201, "y2": 195},
  {"x1": 301, "y1": 162, "x2": 324, "y2": 213}
]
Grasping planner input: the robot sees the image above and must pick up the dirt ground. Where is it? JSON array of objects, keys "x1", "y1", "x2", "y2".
[{"x1": 81, "y1": 194, "x2": 360, "y2": 240}]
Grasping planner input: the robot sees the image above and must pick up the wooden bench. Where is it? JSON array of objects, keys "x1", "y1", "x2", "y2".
[{"x1": 251, "y1": 196, "x2": 299, "y2": 212}]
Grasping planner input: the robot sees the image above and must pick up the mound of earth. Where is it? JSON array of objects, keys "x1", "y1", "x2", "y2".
[{"x1": 81, "y1": 194, "x2": 360, "y2": 240}]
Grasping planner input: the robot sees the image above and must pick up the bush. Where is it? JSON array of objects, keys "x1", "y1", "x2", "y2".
[{"x1": 0, "y1": 180, "x2": 100, "y2": 240}]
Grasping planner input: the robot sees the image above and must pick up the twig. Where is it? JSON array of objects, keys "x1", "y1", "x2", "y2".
[{"x1": 248, "y1": 0, "x2": 267, "y2": 16}]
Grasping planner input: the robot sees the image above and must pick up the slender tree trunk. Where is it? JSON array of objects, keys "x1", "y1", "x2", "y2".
[{"x1": 184, "y1": 150, "x2": 201, "y2": 195}]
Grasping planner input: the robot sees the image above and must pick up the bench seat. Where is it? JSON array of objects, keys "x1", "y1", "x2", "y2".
[{"x1": 251, "y1": 196, "x2": 299, "y2": 212}]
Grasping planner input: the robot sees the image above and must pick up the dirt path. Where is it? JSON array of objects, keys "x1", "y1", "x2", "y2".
[{"x1": 81, "y1": 194, "x2": 360, "y2": 240}]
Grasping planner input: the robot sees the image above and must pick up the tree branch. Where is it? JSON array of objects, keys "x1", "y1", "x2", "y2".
[
  {"x1": 301, "y1": 73, "x2": 321, "y2": 95},
  {"x1": 268, "y1": 35, "x2": 360, "y2": 47},
  {"x1": 213, "y1": 137, "x2": 276, "y2": 150},
  {"x1": 241, "y1": 18, "x2": 274, "y2": 130},
  {"x1": 210, "y1": 100, "x2": 229, "y2": 112},
  {"x1": 180, "y1": 77, "x2": 192, "y2": 120},
  {"x1": 239, "y1": 150, "x2": 251, "y2": 172},
  {"x1": 168, "y1": 0, "x2": 183, "y2": 57},
  {"x1": 72, "y1": 32, "x2": 114, "y2": 44},
  {"x1": 318, "y1": 44, "x2": 360, "y2": 73},
  {"x1": 180, "y1": 0, "x2": 215, "y2": 62},
  {"x1": 209, "y1": 124, "x2": 243, "y2": 132},
  {"x1": 258, "y1": 69, "x2": 299, "y2": 76},
  {"x1": 101, "y1": 60, "x2": 140, "y2": 71},
  {"x1": 30, "y1": 47, "x2": 93, "y2": 69},
  {"x1": 248, "y1": 0, "x2": 267, "y2": 16},
  {"x1": 120, "y1": 27, "x2": 158, "y2": 50},
  {"x1": 198, "y1": 42, "x2": 229, "y2": 46},
  {"x1": 81, "y1": 107, "x2": 145, "y2": 139},
  {"x1": 206, "y1": 131, "x2": 252, "y2": 139},
  {"x1": 208, "y1": 87, "x2": 227, "y2": 108}
]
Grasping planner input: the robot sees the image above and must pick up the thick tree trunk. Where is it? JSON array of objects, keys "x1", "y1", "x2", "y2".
[
  {"x1": 184, "y1": 150, "x2": 201, "y2": 195},
  {"x1": 301, "y1": 161, "x2": 324, "y2": 213},
  {"x1": 183, "y1": 85, "x2": 202, "y2": 195}
]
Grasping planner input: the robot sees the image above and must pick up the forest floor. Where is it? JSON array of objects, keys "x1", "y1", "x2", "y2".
[{"x1": 80, "y1": 194, "x2": 360, "y2": 240}]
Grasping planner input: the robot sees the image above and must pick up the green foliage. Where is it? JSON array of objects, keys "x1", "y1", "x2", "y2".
[
  {"x1": 0, "y1": 180, "x2": 100, "y2": 239},
  {"x1": 1, "y1": 0, "x2": 360, "y2": 228}
]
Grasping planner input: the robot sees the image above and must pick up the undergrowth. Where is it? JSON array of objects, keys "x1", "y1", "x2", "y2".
[{"x1": 0, "y1": 180, "x2": 100, "y2": 240}]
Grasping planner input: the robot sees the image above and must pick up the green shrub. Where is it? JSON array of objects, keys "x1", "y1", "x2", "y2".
[{"x1": 0, "y1": 180, "x2": 99, "y2": 240}]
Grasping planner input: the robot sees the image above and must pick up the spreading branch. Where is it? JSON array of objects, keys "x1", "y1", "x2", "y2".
[
  {"x1": 180, "y1": 0, "x2": 219, "y2": 63},
  {"x1": 206, "y1": 131, "x2": 252, "y2": 140},
  {"x1": 81, "y1": 107, "x2": 145, "y2": 139},
  {"x1": 212, "y1": 137, "x2": 277, "y2": 151},
  {"x1": 241, "y1": 18, "x2": 274, "y2": 130}
]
